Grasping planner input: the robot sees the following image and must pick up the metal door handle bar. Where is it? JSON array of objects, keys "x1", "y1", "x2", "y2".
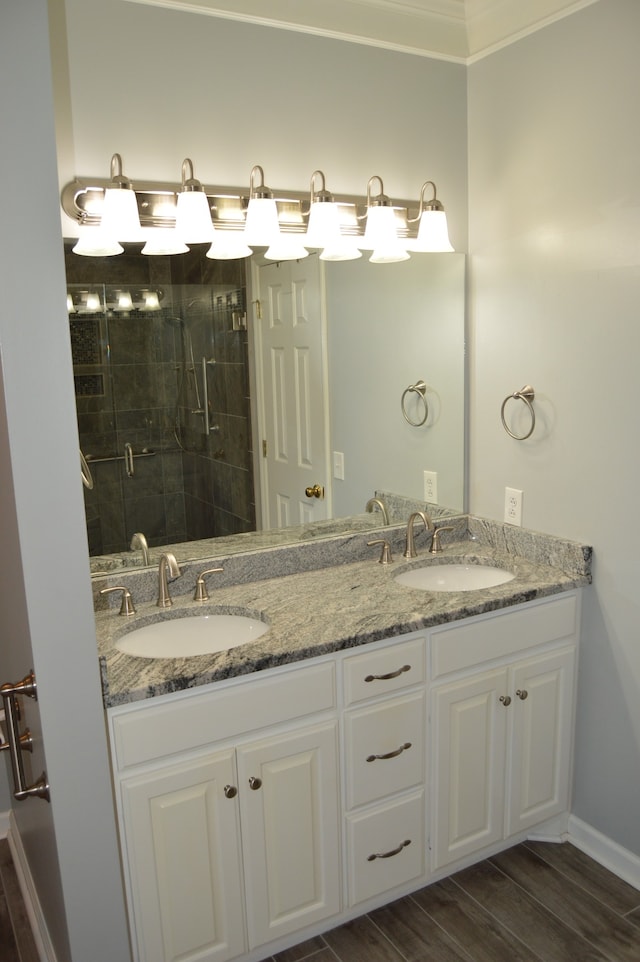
[
  {"x1": 0, "y1": 672, "x2": 50, "y2": 803},
  {"x1": 367, "y1": 839, "x2": 411, "y2": 861},
  {"x1": 366, "y1": 742, "x2": 412, "y2": 762}
]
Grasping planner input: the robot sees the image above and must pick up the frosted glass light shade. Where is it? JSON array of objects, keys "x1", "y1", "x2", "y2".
[
  {"x1": 305, "y1": 201, "x2": 342, "y2": 248},
  {"x1": 72, "y1": 226, "x2": 123, "y2": 257},
  {"x1": 176, "y1": 190, "x2": 214, "y2": 243},
  {"x1": 141, "y1": 229, "x2": 189, "y2": 256},
  {"x1": 244, "y1": 197, "x2": 280, "y2": 246},
  {"x1": 362, "y1": 205, "x2": 409, "y2": 262},
  {"x1": 319, "y1": 239, "x2": 362, "y2": 261},
  {"x1": 265, "y1": 235, "x2": 309, "y2": 261},
  {"x1": 206, "y1": 233, "x2": 253, "y2": 260},
  {"x1": 369, "y1": 247, "x2": 410, "y2": 264},
  {"x1": 100, "y1": 185, "x2": 141, "y2": 240},
  {"x1": 413, "y1": 209, "x2": 454, "y2": 252}
]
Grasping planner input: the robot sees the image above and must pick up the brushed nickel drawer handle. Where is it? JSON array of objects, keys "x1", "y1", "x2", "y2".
[
  {"x1": 367, "y1": 839, "x2": 411, "y2": 861},
  {"x1": 366, "y1": 742, "x2": 412, "y2": 763},
  {"x1": 364, "y1": 665, "x2": 411, "y2": 683}
]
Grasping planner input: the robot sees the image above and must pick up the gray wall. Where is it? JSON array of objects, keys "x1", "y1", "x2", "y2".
[
  {"x1": 468, "y1": 0, "x2": 640, "y2": 854},
  {"x1": 0, "y1": 1, "x2": 133, "y2": 958}
]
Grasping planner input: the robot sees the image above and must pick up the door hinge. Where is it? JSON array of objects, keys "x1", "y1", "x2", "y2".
[
  {"x1": 254, "y1": 299, "x2": 262, "y2": 320},
  {"x1": 262, "y1": 439, "x2": 268, "y2": 458}
]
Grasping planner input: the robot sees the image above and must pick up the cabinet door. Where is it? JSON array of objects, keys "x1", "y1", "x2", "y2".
[
  {"x1": 237, "y1": 721, "x2": 341, "y2": 949},
  {"x1": 432, "y1": 669, "x2": 508, "y2": 870},
  {"x1": 506, "y1": 647, "x2": 576, "y2": 836},
  {"x1": 120, "y1": 750, "x2": 245, "y2": 962}
]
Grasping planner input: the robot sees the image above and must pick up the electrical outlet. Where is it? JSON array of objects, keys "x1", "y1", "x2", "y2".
[
  {"x1": 423, "y1": 470, "x2": 438, "y2": 504},
  {"x1": 333, "y1": 451, "x2": 345, "y2": 480},
  {"x1": 504, "y1": 487, "x2": 523, "y2": 526}
]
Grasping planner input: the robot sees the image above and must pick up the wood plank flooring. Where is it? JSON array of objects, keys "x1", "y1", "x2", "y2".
[
  {"x1": 261, "y1": 842, "x2": 640, "y2": 962},
  {"x1": 0, "y1": 839, "x2": 38, "y2": 962},
  {"x1": 0, "y1": 839, "x2": 638, "y2": 961}
]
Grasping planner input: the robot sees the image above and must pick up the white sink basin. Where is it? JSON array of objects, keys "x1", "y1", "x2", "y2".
[
  {"x1": 395, "y1": 563, "x2": 515, "y2": 592},
  {"x1": 115, "y1": 613, "x2": 269, "y2": 659}
]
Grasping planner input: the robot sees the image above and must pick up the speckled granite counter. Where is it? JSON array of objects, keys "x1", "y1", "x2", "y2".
[{"x1": 95, "y1": 518, "x2": 592, "y2": 708}]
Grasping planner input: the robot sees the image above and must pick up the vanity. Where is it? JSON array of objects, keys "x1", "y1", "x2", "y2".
[{"x1": 94, "y1": 517, "x2": 591, "y2": 962}]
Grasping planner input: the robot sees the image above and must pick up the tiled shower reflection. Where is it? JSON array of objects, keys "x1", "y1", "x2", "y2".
[{"x1": 66, "y1": 244, "x2": 255, "y2": 557}]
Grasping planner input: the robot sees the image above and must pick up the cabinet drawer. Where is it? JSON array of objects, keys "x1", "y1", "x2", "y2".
[
  {"x1": 431, "y1": 594, "x2": 579, "y2": 679},
  {"x1": 344, "y1": 692, "x2": 425, "y2": 809},
  {"x1": 111, "y1": 662, "x2": 336, "y2": 770},
  {"x1": 343, "y1": 637, "x2": 425, "y2": 706},
  {"x1": 346, "y1": 790, "x2": 425, "y2": 906}
]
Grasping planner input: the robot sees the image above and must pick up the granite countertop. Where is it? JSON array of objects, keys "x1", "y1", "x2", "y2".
[{"x1": 96, "y1": 522, "x2": 592, "y2": 708}]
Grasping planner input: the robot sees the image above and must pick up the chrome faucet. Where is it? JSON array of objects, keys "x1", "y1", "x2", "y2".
[
  {"x1": 403, "y1": 511, "x2": 435, "y2": 559},
  {"x1": 365, "y1": 497, "x2": 390, "y2": 525},
  {"x1": 130, "y1": 531, "x2": 150, "y2": 566},
  {"x1": 157, "y1": 552, "x2": 181, "y2": 608}
]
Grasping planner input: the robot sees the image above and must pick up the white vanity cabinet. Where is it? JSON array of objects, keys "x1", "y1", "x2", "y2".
[
  {"x1": 430, "y1": 593, "x2": 579, "y2": 871},
  {"x1": 106, "y1": 589, "x2": 582, "y2": 962},
  {"x1": 109, "y1": 662, "x2": 341, "y2": 962}
]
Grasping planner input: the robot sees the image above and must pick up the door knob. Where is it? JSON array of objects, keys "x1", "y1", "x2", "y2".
[{"x1": 305, "y1": 484, "x2": 324, "y2": 499}]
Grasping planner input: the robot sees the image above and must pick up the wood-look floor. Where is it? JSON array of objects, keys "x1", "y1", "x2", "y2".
[
  {"x1": 1, "y1": 839, "x2": 638, "y2": 961},
  {"x1": 0, "y1": 839, "x2": 38, "y2": 962},
  {"x1": 261, "y1": 842, "x2": 640, "y2": 962}
]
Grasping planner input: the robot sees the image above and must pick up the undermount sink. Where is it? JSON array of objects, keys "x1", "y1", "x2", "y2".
[
  {"x1": 115, "y1": 612, "x2": 270, "y2": 659},
  {"x1": 394, "y1": 563, "x2": 515, "y2": 592}
]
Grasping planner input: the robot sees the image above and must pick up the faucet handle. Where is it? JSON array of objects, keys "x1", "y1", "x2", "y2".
[
  {"x1": 100, "y1": 586, "x2": 136, "y2": 616},
  {"x1": 368, "y1": 540, "x2": 393, "y2": 565},
  {"x1": 430, "y1": 526, "x2": 454, "y2": 554},
  {"x1": 193, "y1": 567, "x2": 224, "y2": 603}
]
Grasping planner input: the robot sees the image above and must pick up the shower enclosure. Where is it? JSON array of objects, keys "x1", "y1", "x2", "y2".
[{"x1": 66, "y1": 244, "x2": 255, "y2": 557}]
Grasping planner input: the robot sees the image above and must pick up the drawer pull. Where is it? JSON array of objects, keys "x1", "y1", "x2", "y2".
[
  {"x1": 223, "y1": 784, "x2": 237, "y2": 798},
  {"x1": 516, "y1": 689, "x2": 528, "y2": 700},
  {"x1": 367, "y1": 839, "x2": 411, "y2": 862},
  {"x1": 248, "y1": 776, "x2": 262, "y2": 791},
  {"x1": 499, "y1": 694, "x2": 512, "y2": 707},
  {"x1": 366, "y1": 742, "x2": 412, "y2": 763},
  {"x1": 364, "y1": 665, "x2": 411, "y2": 683}
]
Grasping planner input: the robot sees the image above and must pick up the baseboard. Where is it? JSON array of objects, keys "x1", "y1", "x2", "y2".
[
  {"x1": 7, "y1": 812, "x2": 58, "y2": 962},
  {"x1": 568, "y1": 814, "x2": 640, "y2": 892},
  {"x1": 0, "y1": 809, "x2": 10, "y2": 838}
]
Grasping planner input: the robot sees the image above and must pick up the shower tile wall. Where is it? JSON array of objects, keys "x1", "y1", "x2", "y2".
[{"x1": 66, "y1": 243, "x2": 255, "y2": 556}]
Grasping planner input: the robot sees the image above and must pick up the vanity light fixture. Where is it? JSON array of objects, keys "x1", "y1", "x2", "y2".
[
  {"x1": 360, "y1": 176, "x2": 410, "y2": 264},
  {"x1": 408, "y1": 181, "x2": 454, "y2": 253},
  {"x1": 62, "y1": 157, "x2": 456, "y2": 261}
]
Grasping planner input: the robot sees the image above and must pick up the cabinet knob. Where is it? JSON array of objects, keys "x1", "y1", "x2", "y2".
[
  {"x1": 516, "y1": 689, "x2": 528, "y2": 700},
  {"x1": 499, "y1": 694, "x2": 512, "y2": 707},
  {"x1": 248, "y1": 776, "x2": 262, "y2": 791},
  {"x1": 223, "y1": 784, "x2": 237, "y2": 799}
]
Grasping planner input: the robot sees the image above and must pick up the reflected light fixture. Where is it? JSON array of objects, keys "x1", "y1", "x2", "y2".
[
  {"x1": 175, "y1": 158, "x2": 215, "y2": 243},
  {"x1": 304, "y1": 170, "x2": 361, "y2": 261},
  {"x1": 206, "y1": 233, "x2": 253, "y2": 260},
  {"x1": 265, "y1": 234, "x2": 309, "y2": 261},
  {"x1": 360, "y1": 176, "x2": 410, "y2": 263},
  {"x1": 141, "y1": 228, "x2": 189, "y2": 256},
  {"x1": 408, "y1": 181, "x2": 454, "y2": 253},
  {"x1": 72, "y1": 224, "x2": 123, "y2": 257},
  {"x1": 243, "y1": 165, "x2": 280, "y2": 247}
]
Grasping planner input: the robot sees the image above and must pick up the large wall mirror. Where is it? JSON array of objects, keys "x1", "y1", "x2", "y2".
[{"x1": 65, "y1": 243, "x2": 466, "y2": 571}]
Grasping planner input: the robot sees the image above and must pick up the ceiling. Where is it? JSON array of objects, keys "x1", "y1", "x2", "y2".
[{"x1": 124, "y1": 0, "x2": 599, "y2": 61}]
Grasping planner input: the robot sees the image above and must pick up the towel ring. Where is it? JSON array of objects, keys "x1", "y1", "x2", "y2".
[
  {"x1": 401, "y1": 380, "x2": 429, "y2": 427},
  {"x1": 501, "y1": 385, "x2": 535, "y2": 440},
  {"x1": 80, "y1": 449, "x2": 94, "y2": 490}
]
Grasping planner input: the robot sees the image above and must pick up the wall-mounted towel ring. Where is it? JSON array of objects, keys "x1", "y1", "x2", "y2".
[
  {"x1": 401, "y1": 380, "x2": 429, "y2": 426},
  {"x1": 501, "y1": 385, "x2": 536, "y2": 440},
  {"x1": 80, "y1": 449, "x2": 94, "y2": 490}
]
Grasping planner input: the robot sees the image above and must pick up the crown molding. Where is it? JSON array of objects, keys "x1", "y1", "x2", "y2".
[{"x1": 123, "y1": 0, "x2": 600, "y2": 61}]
